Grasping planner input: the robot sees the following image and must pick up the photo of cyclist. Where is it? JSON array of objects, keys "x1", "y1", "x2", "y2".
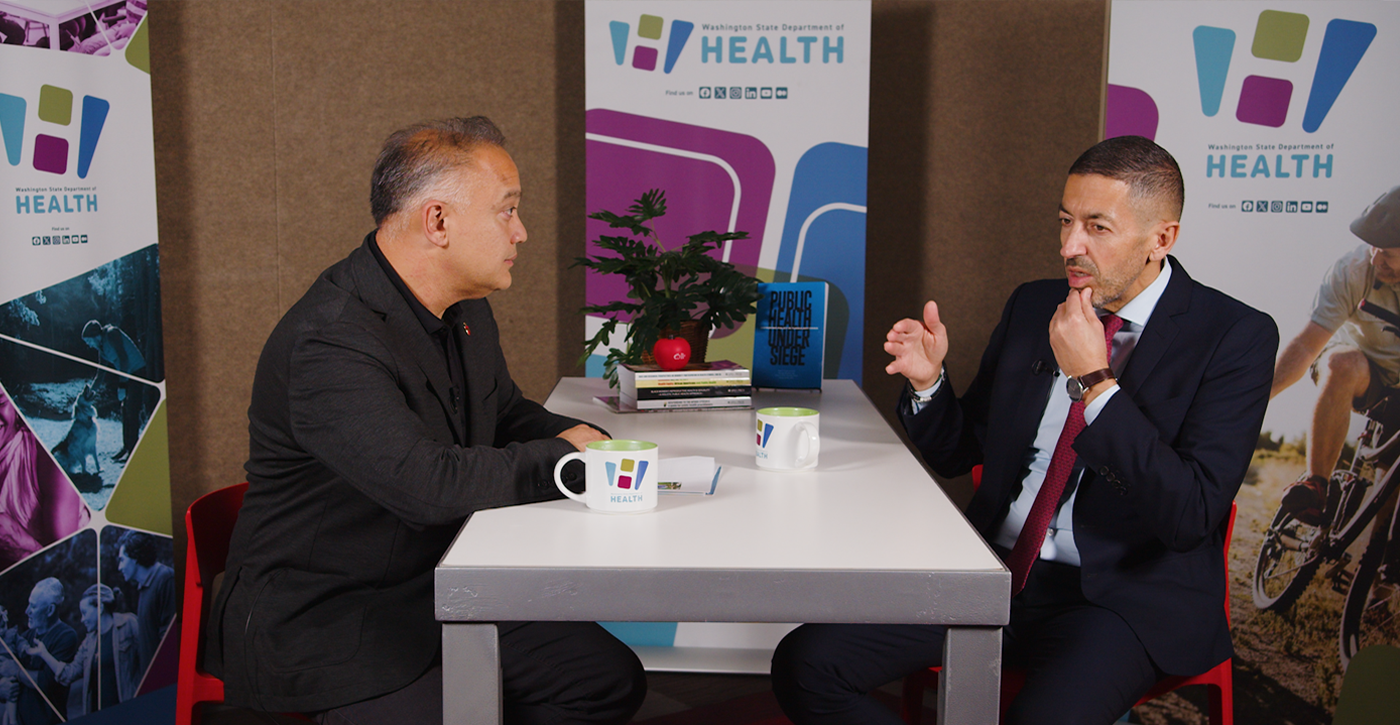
[{"x1": 1269, "y1": 185, "x2": 1400, "y2": 575}]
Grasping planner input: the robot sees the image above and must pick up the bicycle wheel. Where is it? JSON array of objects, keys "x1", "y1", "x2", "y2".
[
  {"x1": 1253, "y1": 505, "x2": 1324, "y2": 611},
  {"x1": 1339, "y1": 534, "x2": 1400, "y2": 667}
]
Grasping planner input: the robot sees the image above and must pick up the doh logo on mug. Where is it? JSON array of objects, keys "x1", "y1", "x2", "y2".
[
  {"x1": 606, "y1": 459, "x2": 649, "y2": 490},
  {"x1": 756, "y1": 420, "x2": 774, "y2": 448}
]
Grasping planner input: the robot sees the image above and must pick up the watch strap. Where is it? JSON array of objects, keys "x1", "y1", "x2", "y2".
[{"x1": 1074, "y1": 367, "x2": 1116, "y2": 393}]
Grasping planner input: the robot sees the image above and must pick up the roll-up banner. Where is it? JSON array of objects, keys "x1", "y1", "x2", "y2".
[
  {"x1": 1110, "y1": 0, "x2": 1399, "y2": 717},
  {"x1": 584, "y1": 0, "x2": 870, "y2": 670},
  {"x1": 0, "y1": 1, "x2": 175, "y2": 720}
]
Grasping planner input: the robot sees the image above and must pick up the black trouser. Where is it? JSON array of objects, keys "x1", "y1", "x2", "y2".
[
  {"x1": 771, "y1": 557, "x2": 1163, "y2": 725},
  {"x1": 313, "y1": 622, "x2": 646, "y2": 725}
]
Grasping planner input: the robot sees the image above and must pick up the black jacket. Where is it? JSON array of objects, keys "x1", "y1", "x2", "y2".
[{"x1": 208, "y1": 234, "x2": 585, "y2": 713}]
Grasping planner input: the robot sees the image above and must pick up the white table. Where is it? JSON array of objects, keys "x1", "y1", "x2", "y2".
[{"x1": 435, "y1": 378, "x2": 1009, "y2": 724}]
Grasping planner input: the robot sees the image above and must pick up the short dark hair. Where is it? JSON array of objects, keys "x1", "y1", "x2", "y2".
[
  {"x1": 119, "y1": 530, "x2": 157, "y2": 567},
  {"x1": 370, "y1": 116, "x2": 506, "y2": 226},
  {"x1": 1068, "y1": 136, "x2": 1184, "y2": 221}
]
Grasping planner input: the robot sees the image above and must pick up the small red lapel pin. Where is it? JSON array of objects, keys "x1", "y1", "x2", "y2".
[{"x1": 462, "y1": 322, "x2": 471, "y2": 335}]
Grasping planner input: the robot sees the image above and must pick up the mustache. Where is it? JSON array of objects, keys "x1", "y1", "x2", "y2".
[{"x1": 1064, "y1": 256, "x2": 1098, "y2": 276}]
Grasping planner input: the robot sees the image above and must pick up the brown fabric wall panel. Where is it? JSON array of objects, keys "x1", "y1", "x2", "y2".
[
  {"x1": 264, "y1": 1, "x2": 566, "y2": 401},
  {"x1": 151, "y1": 1, "x2": 281, "y2": 543},
  {"x1": 864, "y1": 0, "x2": 1108, "y2": 504}
]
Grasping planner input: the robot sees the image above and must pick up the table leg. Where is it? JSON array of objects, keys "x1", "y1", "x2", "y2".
[
  {"x1": 937, "y1": 626, "x2": 1002, "y2": 725},
  {"x1": 442, "y1": 622, "x2": 501, "y2": 725}
]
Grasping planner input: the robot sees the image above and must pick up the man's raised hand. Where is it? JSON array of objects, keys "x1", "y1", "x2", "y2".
[{"x1": 884, "y1": 300, "x2": 948, "y2": 391}]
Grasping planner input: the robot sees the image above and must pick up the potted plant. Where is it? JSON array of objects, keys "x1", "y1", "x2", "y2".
[{"x1": 576, "y1": 189, "x2": 760, "y2": 385}]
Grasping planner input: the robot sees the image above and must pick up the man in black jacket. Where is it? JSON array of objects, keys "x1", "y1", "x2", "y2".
[{"x1": 208, "y1": 117, "x2": 645, "y2": 725}]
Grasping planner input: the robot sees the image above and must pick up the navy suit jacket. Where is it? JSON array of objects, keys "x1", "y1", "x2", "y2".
[{"x1": 900, "y1": 257, "x2": 1277, "y2": 675}]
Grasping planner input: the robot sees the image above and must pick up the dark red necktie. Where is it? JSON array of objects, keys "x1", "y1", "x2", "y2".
[{"x1": 1005, "y1": 314, "x2": 1123, "y2": 594}]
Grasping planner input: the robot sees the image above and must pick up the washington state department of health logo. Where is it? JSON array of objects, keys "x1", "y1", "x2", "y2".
[
  {"x1": 1193, "y1": 10, "x2": 1375, "y2": 131},
  {"x1": 0, "y1": 85, "x2": 110, "y2": 178},
  {"x1": 606, "y1": 458, "x2": 649, "y2": 490},
  {"x1": 756, "y1": 420, "x2": 774, "y2": 448},
  {"x1": 609, "y1": 13, "x2": 694, "y2": 73}
]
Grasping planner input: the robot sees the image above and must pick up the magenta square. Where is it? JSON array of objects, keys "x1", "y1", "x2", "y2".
[
  {"x1": 632, "y1": 46, "x2": 658, "y2": 71},
  {"x1": 33, "y1": 134, "x2": 68, "y2": 174},
  {"x1": 1236, "y1": 75, "x2": 1293, "y2": 128}
]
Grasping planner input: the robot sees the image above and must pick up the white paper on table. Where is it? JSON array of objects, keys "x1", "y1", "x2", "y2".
[{"x1": 657, "y1": 456, "x2": 720, "y2": 495}]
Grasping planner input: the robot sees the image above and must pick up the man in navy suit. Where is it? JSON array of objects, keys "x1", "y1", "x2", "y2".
[{"x1": 771, "y1": 136, "x2": 1277, "y2": 724}]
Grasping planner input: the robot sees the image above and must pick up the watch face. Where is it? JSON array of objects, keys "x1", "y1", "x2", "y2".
[{"x1": 1066, "y1": 376, "x2": 1087, "y2": 401}]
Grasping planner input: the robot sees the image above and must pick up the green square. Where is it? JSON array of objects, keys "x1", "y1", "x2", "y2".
[
  {"x1": 621, "y1": 459, "x2": 635, "y2": 473},
  {"x1": 638, "y1": 14, "x2": 663, "y2": 40},
  {"x1": 1252, "y1": 10, "x2": 1310, "y2": 62},
  {"x1": 37, "y1": 85, "x2": 73, "y2": 126}
]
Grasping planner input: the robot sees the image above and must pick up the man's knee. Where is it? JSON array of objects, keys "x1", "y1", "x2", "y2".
[
  {"x1": 771, "y1": 626, "x2": 829, "y2": 699},
  {"x1": 1318, "y1": 347, "x2": 1371, "y2": 393}
]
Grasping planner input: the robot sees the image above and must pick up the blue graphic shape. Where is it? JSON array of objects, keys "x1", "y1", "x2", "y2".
[
  {"x1": 1192, "y1": 26, "x2": 1235, "y2": 117},
  {"x1": 663, "y1": 20, "x2": 693, "y2": 73},
  {"x1": 776, "y1": 143, "x2": 868, "y2": 383},
  {"x1": 0, "y1": 94, "x2": 24, "y2": 166},
  {"x1": 605, "y1": 461, "x2": 617, "y2": 485},
  {"x1": 633, "y1": 459, "x2": 648, "y2": 485},
  {"x1": 599, "y1": 622, "x2": 679, "y2": 647},
  {"x1": 761, "y1": 424, "x2": 773, "y2": 447},
  {"x1": 609, "y1": 21, "x2": 629, "y2": 65},
  {"x1": 1302, "y1": 19, "x2": 1376, "y2": 133},
  {"x1": 77, "y1": 96, "x2": 110, "y2": 179}
]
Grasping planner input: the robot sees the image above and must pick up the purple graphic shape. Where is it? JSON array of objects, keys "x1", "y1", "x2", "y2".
[
  {"x1": 33, "y1": 134, "x2": 68, "y2": 174},
  {"x1": 1236, "y1": 75, "x2": 1292, "y2": 128},
  {"x1": 633, "y1": 45, "x2": 658, "y2": 71},
  {"x1": 1104, "y1": 84, "x2": 1159, "y2": 141},
  {"x1": 585, "y1": 110, "x2": 775, "y2": 337}
]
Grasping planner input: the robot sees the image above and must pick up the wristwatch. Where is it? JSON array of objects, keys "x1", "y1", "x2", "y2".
[{"x1": 1066, "y1": 368, "x2": 1115, "y2": 402}]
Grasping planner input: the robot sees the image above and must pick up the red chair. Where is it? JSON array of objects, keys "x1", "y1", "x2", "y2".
[
  {"x1": 176, "y1": 483, "x2": 246, "y2": 725},
  {"x1": 900, "y1": 465, "x2": 1236, "y2": 725}
]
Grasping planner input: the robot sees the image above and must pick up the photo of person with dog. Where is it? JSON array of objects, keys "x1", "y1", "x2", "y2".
[{"x1": 0, "y1": 245, "x2": 163, "y2": 512}]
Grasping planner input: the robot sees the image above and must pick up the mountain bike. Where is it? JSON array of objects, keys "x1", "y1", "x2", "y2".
[
  {"x1": 1253, "y1": 300, "x2": 1400, "y2": 666},
  {"x1": 1252, "y1": 394, "x2": 1400, "y2": 615}
]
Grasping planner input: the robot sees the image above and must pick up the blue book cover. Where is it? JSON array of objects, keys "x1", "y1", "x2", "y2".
[{"x1": 753, "y1": 282, "x2": 827, "y2": 388}]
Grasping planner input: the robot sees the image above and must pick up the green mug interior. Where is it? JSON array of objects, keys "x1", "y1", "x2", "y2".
[
  {"x1": 757, "y1": 407, "x2": 818, "y2": 417},
  {"x1": 586, "y1": 439, "x2": 658, "y2": 452}
]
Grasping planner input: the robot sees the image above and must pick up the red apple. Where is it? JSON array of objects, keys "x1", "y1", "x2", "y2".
[{"x1": 653, "y1": 336, "x2": 691, "y2": 371}]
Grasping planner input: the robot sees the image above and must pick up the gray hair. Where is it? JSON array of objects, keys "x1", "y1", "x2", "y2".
[
  {"x1": 370, "y1": 116, "x2": 506, "y2": 226},
  {"x1": 31, "y1": 578, "x2": 63, "y2": 607}
]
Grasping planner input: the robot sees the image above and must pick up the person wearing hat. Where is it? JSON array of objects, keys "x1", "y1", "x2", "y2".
[
  {"x1": 24, "y1": 584, "x2": 141, "y2": 716},
  {"x1": 1272, "y1": 186, "x2": 1400, "y2": 533}
]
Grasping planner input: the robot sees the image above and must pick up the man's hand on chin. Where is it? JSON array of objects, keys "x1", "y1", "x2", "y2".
[{"x1": 1050, "y1": 287, "x2": 1110, "y2": 378}]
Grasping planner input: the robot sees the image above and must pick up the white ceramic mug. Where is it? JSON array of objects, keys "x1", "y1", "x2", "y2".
[
  {"x1": 755, "y1": 407, "x2": 820, "y2": 471},
  {"x1": 554, "y1": 440, "x2": 659, "y2": 513}
]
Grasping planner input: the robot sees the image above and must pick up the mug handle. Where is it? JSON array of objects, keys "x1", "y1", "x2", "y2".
[
  {"x1": 554, "y1": 452, "x2": 587, "y2": 502},
  {"x1": 793, "y1": 422, "x2": 821, "y2": 468}
]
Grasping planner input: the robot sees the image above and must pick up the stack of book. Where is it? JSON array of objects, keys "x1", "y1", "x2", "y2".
[{"x1": 618, "y1": 360, "x2": 752, "y2": 410}]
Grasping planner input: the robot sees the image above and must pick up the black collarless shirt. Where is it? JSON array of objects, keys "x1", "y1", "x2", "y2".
[{"x1": 368, "y1": 233, "x2": 468, "y2": 433}]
